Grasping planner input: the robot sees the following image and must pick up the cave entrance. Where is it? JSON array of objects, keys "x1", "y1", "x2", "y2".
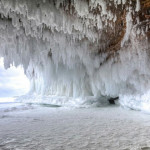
[{"x1": 0, "y1": 58, "x2": 30, "y2": 103}]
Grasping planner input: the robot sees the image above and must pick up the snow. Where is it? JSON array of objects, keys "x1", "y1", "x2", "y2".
[
  {"x1": 0, "y1": 0, "x2": 149, "y2": 111},
  {"x1": 1, "y1": 103, "x2": 150, "y2": 150}
]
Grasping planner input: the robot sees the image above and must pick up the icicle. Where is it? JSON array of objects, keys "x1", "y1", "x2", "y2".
[{"x1": 135, "y1": 0, "x2": 140, "y2": 12}]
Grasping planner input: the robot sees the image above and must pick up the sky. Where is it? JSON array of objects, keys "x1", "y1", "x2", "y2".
[{"x1": 0, "y1": 58, "x2": 30, "y2": 100}]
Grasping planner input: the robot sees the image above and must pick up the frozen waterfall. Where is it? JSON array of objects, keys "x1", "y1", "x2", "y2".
[{"x1": 0, "y1": 0, "x2": 150, "y2": 110}]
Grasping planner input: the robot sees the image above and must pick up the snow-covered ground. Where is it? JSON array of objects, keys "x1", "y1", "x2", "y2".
[{"x1": 0, "y1": 103, "x2": 150, "y2": 150}]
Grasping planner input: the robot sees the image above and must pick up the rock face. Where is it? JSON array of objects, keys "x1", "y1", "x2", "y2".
[{"x1": 0, "y1": 0, "x2": 149, "y2": 109}]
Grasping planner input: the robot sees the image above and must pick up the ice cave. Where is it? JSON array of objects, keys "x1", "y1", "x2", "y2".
[
  {"x1": 0, "y1": 0, "x2": 150, "y2": 150},
  {"x1": 0, "y1": 0, "x2": 149, "y2": 110}
]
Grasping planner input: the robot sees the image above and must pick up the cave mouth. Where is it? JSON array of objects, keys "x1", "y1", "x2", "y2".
[
  {"x1": 0, "y1": 58, "x2": 30, "y2": 103},
  {"x1": 0, "y1": 0, "x2": 149, "y2": 111}
]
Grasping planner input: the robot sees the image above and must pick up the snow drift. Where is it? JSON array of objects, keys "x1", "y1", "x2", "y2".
[{"x1": 0, "y1": 0, "x2": 150, "y2": 110}]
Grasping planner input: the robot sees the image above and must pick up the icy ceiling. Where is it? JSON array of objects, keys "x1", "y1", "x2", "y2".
[{"x1": 0, "y1": 0, "x2": 150, "y2": 109}]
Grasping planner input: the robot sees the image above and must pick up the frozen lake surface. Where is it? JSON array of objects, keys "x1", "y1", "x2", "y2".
[{"x1": 0, "y1": 103, "x2": 150, "y2": 150}]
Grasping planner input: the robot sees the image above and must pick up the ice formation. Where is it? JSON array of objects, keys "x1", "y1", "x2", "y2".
[{"x1": 0, "y1": 0, "x2": 149, "y2": 110}]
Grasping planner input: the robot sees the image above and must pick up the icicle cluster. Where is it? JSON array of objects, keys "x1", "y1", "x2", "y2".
[{"x1": 0, "y1": 0, "x2": 150, "y2": 109}]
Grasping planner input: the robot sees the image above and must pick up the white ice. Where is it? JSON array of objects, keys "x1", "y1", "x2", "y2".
[{"x1": 1, "y1": 103, "x2": 150, "y2": 150}]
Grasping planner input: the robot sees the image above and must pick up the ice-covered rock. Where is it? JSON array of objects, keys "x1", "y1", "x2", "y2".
[{"x1": 0, "y1": 0, "x2": 150, "y2": 110}]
